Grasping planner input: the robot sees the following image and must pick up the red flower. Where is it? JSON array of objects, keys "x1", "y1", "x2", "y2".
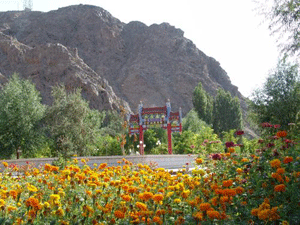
[
  {"x1": 225, "y1": 142, "x2": 235, "y2": 148},
  {"x1": 211, "y1": 153, "x2": 221, "y2": 160},
  {"x1": 235, "y1": 130, "x2": 244, "y2": 135}
]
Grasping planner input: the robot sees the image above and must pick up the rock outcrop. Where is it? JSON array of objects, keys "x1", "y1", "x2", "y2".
[
  {"x1": 0, "y1": 32, "x2": 128, "y2": 112},
  {"x1": 0, "y1": 5, "x2": 255, "y2": 136}
]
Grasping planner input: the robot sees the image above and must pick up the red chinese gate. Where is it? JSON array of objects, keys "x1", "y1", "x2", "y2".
[{"x1": 128, "y1": 101, "x2": 182, "y2": 154}]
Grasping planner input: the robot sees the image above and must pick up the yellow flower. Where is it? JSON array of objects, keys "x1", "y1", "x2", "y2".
[
  {"x1": 27, "y1": 184, "x2": 38, "y2": 192},
  {"x1": 0, "y1": 199, "x2": 5, "y2": 207},
  {"x1": 174, "y1": 198, "x2": 181, "y2": 204},
  {"x1": 236, "y1": 168, "x2": 243, "y2": 174},
  {"x1": 2, "y1": 162, "x2": 8, "y2": 167}
]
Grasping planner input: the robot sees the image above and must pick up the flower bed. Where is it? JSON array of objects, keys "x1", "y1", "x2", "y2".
[{"x1": 0, "y1": 129, "x2": 299, "y2": 224}]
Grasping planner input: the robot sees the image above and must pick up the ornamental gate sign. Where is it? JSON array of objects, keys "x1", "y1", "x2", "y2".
[{"x1": 128, "y1": 101, "x2": 182, "y2": 155}]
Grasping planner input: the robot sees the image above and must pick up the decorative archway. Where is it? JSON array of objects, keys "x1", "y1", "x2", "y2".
[{"x1": 128, "y1": 100, "x2": 182, "y2": 154}]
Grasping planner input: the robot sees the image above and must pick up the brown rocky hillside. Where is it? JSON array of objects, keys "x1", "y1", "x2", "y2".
[{"x1": 0, "y1": 4, "x2": 255, "y2": 137}]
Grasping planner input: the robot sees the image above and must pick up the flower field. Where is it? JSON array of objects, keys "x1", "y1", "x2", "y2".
[{"x1": 0, "y1": 127, "x2": 300, "y2": 224}]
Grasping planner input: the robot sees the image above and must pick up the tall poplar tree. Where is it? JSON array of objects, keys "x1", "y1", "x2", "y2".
[
  {"x1": 213, "y1": 88, "x2": 242, "y2": 135},
  {"x1": 192, "y1": 82, "x2": 213, "y2": 125}
]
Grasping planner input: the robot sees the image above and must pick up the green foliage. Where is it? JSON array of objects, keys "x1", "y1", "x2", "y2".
[
  {"x1": 91, "y1": 135, "x2": 122, "y2": 156},
  {"x1": 173, "y1": 131, "x2": 195, "y2": 154},
  {"x1": 45, "y1": 85, "x2": 105, "y2": 157},
  {"x1": 249, "y1": 60, "x2": 300, "y2": 130},
  {"x1": 0, "y1": 74, "x2": 46, "y2": 158},
  {"x1": 182, "y1": 109, "x2": 209, "y2": 133},
  {"x1": 213, "y1": 88, "x2": 243, "y2": 136},
  {"x1": 261, "y1": 0, "x2": 300, "y2": 56},
  {"x1": 192, "y1": 82, "x2": 213, "y2": 125},
  {"x1": 101, "y1": 110, "x2": 123, "y2": 137}
]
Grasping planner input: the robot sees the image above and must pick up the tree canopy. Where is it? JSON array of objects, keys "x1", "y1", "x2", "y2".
[
  {"x1": 249, "y1": 60, "x2": 300, "y2": 129},
  {"x1": 45, "y1": 85, "x2": 105, "y2": 157},
  {"x1": 213, "y1": 88, "x2": 243, "y2": 135},
  {"x1": 0, "y1": 74, "x2": 45, "y2": 158},
  {"x1": 260, "y1": 0, "x2": 300, "y2": 56}
]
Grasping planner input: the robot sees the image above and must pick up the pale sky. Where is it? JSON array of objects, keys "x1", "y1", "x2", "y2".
[{"x1": 0, "y1": 0, "x2": 280, "y2": 98}]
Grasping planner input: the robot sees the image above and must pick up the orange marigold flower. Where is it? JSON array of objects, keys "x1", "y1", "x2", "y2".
[
  {"x1": 274, "y1": 184, "x2": 286, "y2": 192},
  {"x1": 257, "y1": 209, "x2": 270, "y2": 220},
  {"x1": 195, "y1": 158, "x2": 203, "y2": 164},
  {"x1": 121, "y1": 194, "x2": 131, "y2": 202},
  {"x1": 235, "y1": 186, "x2": 244, "y2": 194},
  {"x1": 276, "y1": 130, "x2": 287, "y2": 137},
  {"x1": 222, "y1": 180, "x2": 233, "y2": 187},
  {"x1": 283, "y1": 156, "x2": 293, "y2": 164},
  {"x1": 207, "y1": 210, "x2": 221, "y2": 219},
  {"x1": 98, "y1": 163, "x2": 107, "y2": 170},
  {"x1": 276, "y1": 168, "x2": 285, "y2": 174},
  {"x1": 228, "y1": 147, "x2": 235, "y2": 153},
  {"x1": 9, "y1": 190, "x2": 18, "y2": 199},
  {"x1": 199, "y1": 203, "x2": 211, "y2": 211},
  {"x1": 223, "y1": 188, "x2": 236, "y2": 196},
  {"x1": 241, "y1": 201, "x2": 247, "y2": 206},
  {"x1": 211, "y1": 197, "x2": 218, "y2": 206},
  {"x1": 270, "y1": 159, "x2": 281, "y2": 168},
  {"x1": 114, "y1": 210, "x2": 125, "y2": 219},
  {"x1": 152, "y1": 194, "x2": 164, "y2": 203},
  {"x1": 135, "y1": 202, "x2": 147, "y2": 211},
  {"x1": 25, "y1": 197, "x2": 40, "y2": 209},
  {"x1": 241, "y1": 158, "x2": 249, "y2": 162},
  {"x1": 140, "y1": 192, "x2": 153, "y2": 201},
  {"x1": 2, "y1": 162, "x2": 8, "y2": 167},
  {"x1": 193, "y1": 211, "x2": 203, "y2": 221},
  {"x1": 251, "y1": 208, "x2": 259, "y2": 216},
  {"x1": 152, "y1": 216, "x2": 162, "y2": 224}
]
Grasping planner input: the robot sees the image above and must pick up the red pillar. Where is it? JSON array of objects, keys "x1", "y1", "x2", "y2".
[
  {"x1": 167, "y1": 123, "x2": 172, "y2": 154},
  {"x1": 179, "y1": 123, "x2": 182, "y2": 133},
  {"x1": 139, "y1": 125, "x2": 144, "y2": 155}
]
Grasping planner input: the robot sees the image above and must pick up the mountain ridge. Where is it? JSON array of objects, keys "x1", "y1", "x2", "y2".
[{"x1": 0, "y1": 4, "x2": 255, "y2": 137}]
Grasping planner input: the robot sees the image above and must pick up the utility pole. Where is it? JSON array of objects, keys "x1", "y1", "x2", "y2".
[{"x1": 23, "y1": 0, "x2": 32, "y2": 11}]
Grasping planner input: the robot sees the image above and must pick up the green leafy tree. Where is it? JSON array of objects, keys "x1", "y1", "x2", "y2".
[
  {"x1": 0, "y1": 74, "x2": 46, "y2": 158},
  {"x1": 182, "y1": 109, "x2": 210, "y2": 133},
  {"x1": 173, "y1": 131, "x2": 196, "y2": 154},
  {"x1": 192, "y1": 82, "x2": 213, "y2": 125},
  {"x1": 259, "y1": 0, "x2": 300, "y2": 56},
  {"x1": 249, "y1": 60, "x2": 300, "y2": 130},
  {"x1": 45, "y1": 85, "x2": 105, "y2": 157},
  {"x1": 213, "y1": 88, "x2": 243, "y2": 135}
]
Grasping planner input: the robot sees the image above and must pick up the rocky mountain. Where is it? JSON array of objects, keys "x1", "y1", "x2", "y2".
[{"x1": 0, "y1": 5, "x2": 255, "y2": 136}]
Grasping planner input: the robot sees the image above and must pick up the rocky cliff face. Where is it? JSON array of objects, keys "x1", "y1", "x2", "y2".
[
  {"x1": 0, "y1": 4, "x2": 254, "y2": 136},
  {"x1": 0, "y1": 32, "x2": 127, "y2": 112}
]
